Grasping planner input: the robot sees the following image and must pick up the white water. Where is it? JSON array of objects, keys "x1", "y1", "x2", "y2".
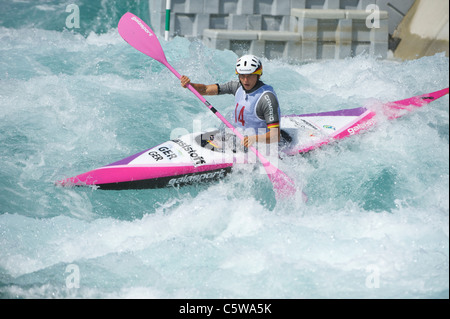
[{"x1": 0, "y1": 24, "x2": 449, "y2": 298}]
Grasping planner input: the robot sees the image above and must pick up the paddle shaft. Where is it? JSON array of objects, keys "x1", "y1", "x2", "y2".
[{"x1": 117, "y1": 12, "x2": 300, "y2": 199}]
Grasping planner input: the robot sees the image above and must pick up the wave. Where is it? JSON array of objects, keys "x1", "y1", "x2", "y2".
[{"x1": 0, "y1": 15, "x2": 448, "y2": 298}]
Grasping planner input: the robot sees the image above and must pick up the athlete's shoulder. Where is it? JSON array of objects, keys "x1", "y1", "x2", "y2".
[{"x1": 218, "y1": 80, "x2": 241, "y2": 95}]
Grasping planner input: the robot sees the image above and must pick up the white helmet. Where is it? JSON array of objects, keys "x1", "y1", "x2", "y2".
[{"x1": 235, "y1": 55, "x2": 263, "y2": 76}]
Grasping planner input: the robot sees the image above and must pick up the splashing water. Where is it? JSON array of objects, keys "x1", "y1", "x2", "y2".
[{"x1": 0, "y1": 1, "x2": 449, "y2": 299}]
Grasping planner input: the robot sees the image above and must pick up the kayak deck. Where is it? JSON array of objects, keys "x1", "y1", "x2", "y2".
[{"x1": 57, "y1": 88, "x2": 449, "y2": 190}]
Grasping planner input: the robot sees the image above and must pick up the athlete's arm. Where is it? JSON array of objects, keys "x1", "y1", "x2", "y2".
[
  {"x1": 180, "y1": 75, "x2": 219, "y2": 95},
  {"x1": 243, "y1": 127, "x2": 280, "y2": 147}
]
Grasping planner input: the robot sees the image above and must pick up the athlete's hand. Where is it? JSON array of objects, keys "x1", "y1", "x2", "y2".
[
  {"x1": 180, "y1": 75, "x2": 191, "y2": 88},
  {"x1": 242, "y1": 135, "x2": 257, "y2": 148}
]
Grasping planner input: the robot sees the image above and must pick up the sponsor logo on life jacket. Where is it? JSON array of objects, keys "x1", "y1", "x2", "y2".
[
  {"x1": 263, "y1": 94, "x2": 275, "y2": 122},
  {"x1": 347, "y1": 118, "x2": 375, "y2": 135},
  {"x1": 172, "y1": 139, "x2": 206, "y2": 165},
  {"x1": 168, "y1": 169, "x2": 227, "y2": 187}
]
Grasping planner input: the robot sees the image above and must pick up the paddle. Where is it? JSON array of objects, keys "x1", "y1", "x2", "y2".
[{"x1": 118, "y1": 12, "x2": 305, "y2": 201}]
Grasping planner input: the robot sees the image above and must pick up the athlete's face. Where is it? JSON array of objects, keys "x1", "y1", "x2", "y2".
[{"x1": 239, "y1": 74, "x2": 259, "y2": 91}]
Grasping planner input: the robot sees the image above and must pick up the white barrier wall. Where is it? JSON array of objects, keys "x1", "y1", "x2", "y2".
[{"x1": 149, "y1": 0, "x2": 415, "y2": 60}]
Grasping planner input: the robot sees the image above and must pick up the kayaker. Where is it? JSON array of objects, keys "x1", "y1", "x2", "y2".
[{"x1": 180, "y1": 55, "x2": 281, "y2": 148}]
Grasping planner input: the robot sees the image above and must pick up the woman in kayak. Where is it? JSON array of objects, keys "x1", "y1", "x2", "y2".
[{"x1": 180, "y1": 55, "x2": 281, "y2": 149}]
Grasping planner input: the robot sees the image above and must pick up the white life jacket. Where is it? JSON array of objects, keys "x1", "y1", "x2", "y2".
[{"x1": 233, "y1": 84, "x2": 279, "y2": 135}]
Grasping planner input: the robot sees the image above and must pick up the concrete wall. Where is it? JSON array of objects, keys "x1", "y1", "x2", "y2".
[
  {"x1": 201, "y1": 8, "x2": 389, "y2": 60},
  {"x1": 149, "y1": 0, "x2": 409, "y2": 36},
  {"x1": 393, "y1": 0, "x2": 449, "y2": 60},
  {"x1": 149, "y1": 0, "x2": 433, "y2": 60}
]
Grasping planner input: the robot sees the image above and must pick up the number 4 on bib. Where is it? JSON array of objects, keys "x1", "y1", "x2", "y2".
[{"x1": 235, "y1": 104, "x2": 245, "y2": 126}]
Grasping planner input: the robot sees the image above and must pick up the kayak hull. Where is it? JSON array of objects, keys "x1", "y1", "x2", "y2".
[{"x1": 57, "y1": 88, "x2": 449, "y2": 190}]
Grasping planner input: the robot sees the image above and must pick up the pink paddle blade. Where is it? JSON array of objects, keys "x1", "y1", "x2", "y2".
[
  {"x1": 118, "y1": 12, "x2": 168, "y2": 65},
  {"x1": 267, "y1": 167, "x2": 306, "y2": 201},
  {"x1": 261, "y1": 159, "x2": 307, "y2": 201},
  {"x1": 118, "y1": 12, "x2": 303, "y2": 201}
]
